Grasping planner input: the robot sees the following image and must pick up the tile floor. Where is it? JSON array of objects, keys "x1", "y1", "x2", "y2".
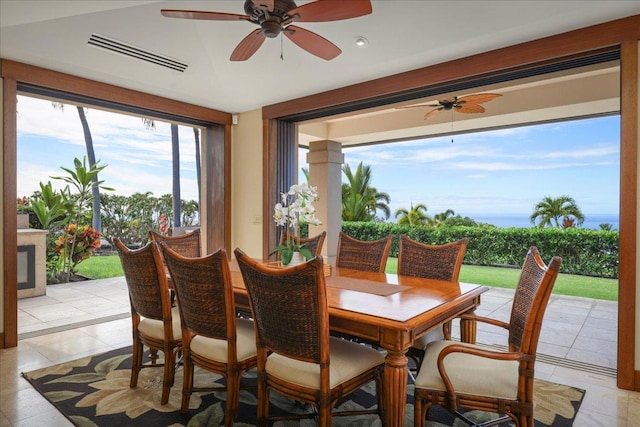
[{"x1": 1, "y1": 278, "x2": 639, "y2": 426}]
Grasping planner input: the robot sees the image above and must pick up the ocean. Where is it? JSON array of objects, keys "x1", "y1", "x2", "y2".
[{"x1": 468, "y1": 213, "x2": 619, "y2": 230}]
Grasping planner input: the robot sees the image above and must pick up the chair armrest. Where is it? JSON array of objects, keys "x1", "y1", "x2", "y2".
[
  {"x1": 459, "y1": 313, "x2": 510, "y2": 330},
  {"x1": 436, "y1": 344, "x2": 525, "y2": 411}
]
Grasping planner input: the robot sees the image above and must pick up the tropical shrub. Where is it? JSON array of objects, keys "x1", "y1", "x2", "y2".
[
  {"x1": 341, "y1": 222, "x2": 619, "y2": 278},
  {"x1": 53, "y1": 224, "x2": 101, "y2": 278},
  {"x1": 100, "y1": 192, "x2": 200, "y2": 247}
]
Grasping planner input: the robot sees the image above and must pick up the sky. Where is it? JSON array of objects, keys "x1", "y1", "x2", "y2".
[
  {"x1": 327, "y1": 115, "x2": 621, "y2": 225},
  {"x1": 17, "y1": 94, "x2": 620, "y2": 227}
]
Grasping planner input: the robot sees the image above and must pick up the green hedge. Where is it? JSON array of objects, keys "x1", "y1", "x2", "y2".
[{"x1": 341, "y1": 222, "x2": 619, "y2": 279}]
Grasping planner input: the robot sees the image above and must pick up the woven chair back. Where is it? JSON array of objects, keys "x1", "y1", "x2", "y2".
[
  {"x1": 150, "y1": 229, "x2": 201, "y2": 258},
  {"x1": 335, "y1": 232, "x2": 393, "y2": 272},
  {"x1": 508, "y1": 247, "x2": 562, "y2": 354},
  {"x1": 235, "y1": 249, "x2": 327, "y2": 364},
  {"x1": 161, "y1": 245, "x2": 233, "y2": 340},
  {"x1": 115, "y1": 238, "x2": 169, "y2": 321},
  {"x1": 279, "y1": 230, "x2": 326, "y2": 257},
  {"x1": 398, "y1": 236, "x2": 468, "y2": 281}
]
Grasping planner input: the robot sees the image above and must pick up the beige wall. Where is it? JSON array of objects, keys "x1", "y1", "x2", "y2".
[{"x1": 230, "y1": 109, "x2": 263, "y2": 259}]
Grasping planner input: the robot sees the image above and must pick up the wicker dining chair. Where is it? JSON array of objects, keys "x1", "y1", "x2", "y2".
[
  {"x1": 278, "y1": 230, "x2": 326, "y2": 259},
  {"x1": 335, "y1": 231, "x2": 393, "y2": 272},
  {"x1": 234, "y1": 248, "x2": 385, "y2": 426},
  {"x1": 149, "y1": 228, "x2": 201, "y2": 258},
  {"x1": 114, "y1": 238, "x2": 182, "y2": 405},
  {"x1": 413, "y1": 247, "x2": 562, "y2": 427},
  {"x1": 160, "y1": 244, "x2": 257, "y2": 425},
  {"x1": 399, "y1": 236, "x2": 469, "y2": 371}
]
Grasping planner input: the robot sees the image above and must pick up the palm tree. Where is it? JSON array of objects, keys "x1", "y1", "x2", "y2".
[
  {"x1": 394, "y1": 203, "x2": 430, "y2": 225},
  {"x1": 193, "y1": 128, "x2": 201, "y2": 202},
  {"x1": 52, "y1": 103, "x2": 102, "y2": 232},
  {"x1": 142, "y1": 119, "x2": 200, "y2": 228},
  {"x1": 432, "y1": 209, "x2": 455, "y2": 227},
  {"x1": 530, "y1": 195, "x2": 585, "y2": 228},
  {"x1": 599, "y1": 223, "x2": 616, "y2": 231},
  {"x1": 342, "y1": 162, "x2": 391, "y2": 221},
  {"x1": 170, "y1": 123, "x2": 181, "y2": 227}
]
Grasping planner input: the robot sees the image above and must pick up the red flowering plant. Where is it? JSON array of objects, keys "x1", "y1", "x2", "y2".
[{"x1": 54, "y1": 224, "x2": 101, "y2": 277}]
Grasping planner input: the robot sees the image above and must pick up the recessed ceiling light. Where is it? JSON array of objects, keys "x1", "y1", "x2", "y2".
[{"x1": 354, "y1": 36, "x2": 368, "y2": 48}]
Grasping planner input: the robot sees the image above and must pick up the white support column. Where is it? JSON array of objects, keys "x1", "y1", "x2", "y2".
[{"x1": 307, "y1": 140, "x2": 343, "y2": 266}]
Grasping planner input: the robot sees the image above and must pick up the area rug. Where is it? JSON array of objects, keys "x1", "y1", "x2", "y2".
[{"x1": 23, "y1": 346, "x2": 584, "y2": 426}]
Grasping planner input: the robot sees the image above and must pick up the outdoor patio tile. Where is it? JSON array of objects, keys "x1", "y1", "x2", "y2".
[
  {"x1": 548, "y1": 294, "x2": 596, "y2": 310},
  {"x1": 578, "y1": 328, "x2": 617, "y2": 343},
  {"x1": 566, "y1": 348, "x2": 616, "y2": 370},
  {"x1": 44, "y1": 286, "x2": 95, "y2": 302},
  {"x1": 536, "y1": 342, "x2": 570, "y2": 359},
  {"x1": 20, "y1": 303, "x2": 87, "y2": 323},
  {"x1": 593, "y1": 300, "x2": 619, "y2": 313},
  {"x1": 537, "y1": 329, "x2": 577, "y2": 347},
  {"x1": 543, "y1": 308, "x2": 590, "y2": 324},
  {"x1": 533, "y1": 361, "x2": 556, "y2": 379},
  {"x1": 583, "y1": 316, "x2": 618, "y2": 332},
  {"x1": 541, "y1": 319, "x2": 583, "y2": 335},
  {"x1": 572, "y1": 336, "x2": 617, "y2": 356},
  {"x1": 474, "y1": 330, "x2": 508, "y2": 346},
  {"x1": 65, "y1": 296, "x2": 127, "y2": 313},
  {"x1": 17, "y1": 311, "x2": 42, "y2": 326},
  {"x1": 588, "y1": 308, "x2": 618, "y2": 320},
  {"x1": 16, "y1": 295, "x2": 60, "y2": 308}
]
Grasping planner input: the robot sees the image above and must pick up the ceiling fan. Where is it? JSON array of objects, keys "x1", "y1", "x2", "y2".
[
  {"x1": 399, "y1": 93, "x2": 502, "y2": 120},
  {"x1": 161, "y1": 0, "x2": 372, "y2": 61}
]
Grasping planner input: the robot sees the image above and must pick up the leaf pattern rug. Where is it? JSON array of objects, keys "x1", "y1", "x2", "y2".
[{"x1": 22, "y1": 346, "x2": 584, "y2": 426}]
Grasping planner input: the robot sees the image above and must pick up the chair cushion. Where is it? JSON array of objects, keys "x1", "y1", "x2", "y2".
[
  {"x1": 138, "y1": 307, "x2": 182, "y2": 341},
  {"x1": 189, "y1": 318, "x2": 257, "y2": 362},
  {"x1": 265, "y1": 336, "x2": 385, "y2": 389},
  {"x1": 412, "y1": 328, "x2": 445, "y2": 350},
  {"x1": 414, "y1": 340, "x2": 518, "y2": 400}
]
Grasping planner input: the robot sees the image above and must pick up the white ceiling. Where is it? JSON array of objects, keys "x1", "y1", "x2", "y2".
[{"x1": 1, "y1": 1, "x2": 639, "y2": 115}]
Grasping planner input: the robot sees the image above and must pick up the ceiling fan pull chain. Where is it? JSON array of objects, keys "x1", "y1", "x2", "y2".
[{"x1": 280, "y1": 33, "x2": 284, "y2": 60}]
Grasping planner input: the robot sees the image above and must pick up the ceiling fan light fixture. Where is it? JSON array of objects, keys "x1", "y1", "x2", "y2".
[{"x1": 354, "y1": 36, "x2": 368, "y2": 47}]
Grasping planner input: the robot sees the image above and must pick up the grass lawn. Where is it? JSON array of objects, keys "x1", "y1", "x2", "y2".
[
  {"x1": 79, "y1": 255, "x2": 619, "y2": 302},
  {"x1": 385, "y1": 258, "x2": 618, "y2": 301},
  {"x1": 76, "y1": 254, "x2": 124, "y2": 279}
]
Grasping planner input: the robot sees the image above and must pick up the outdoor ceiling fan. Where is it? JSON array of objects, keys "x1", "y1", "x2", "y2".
[
  {"x1": 161, "y1": 0, "x2": 372, "y2": 61},
  {"x1": 398, "y1": 93, "x2": 502, "y2": 120}
]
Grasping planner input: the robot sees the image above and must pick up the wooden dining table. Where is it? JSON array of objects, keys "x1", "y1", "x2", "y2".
[{"x1": 224, "y1": 259, "x2": 488, "y2": 426}]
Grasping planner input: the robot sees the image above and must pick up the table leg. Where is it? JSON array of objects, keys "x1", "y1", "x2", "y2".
[
  {"x1": 460, "y1": 317, "x2": 477, "y2": 343},
  {"x1": 382, "y1": 349, "x2": 408, "y2": 427}
]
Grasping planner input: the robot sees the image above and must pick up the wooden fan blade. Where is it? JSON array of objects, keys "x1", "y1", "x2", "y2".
[
  {"x1": 251, "y1": 0, "x2": 274, "y2": 12},
  {"x1": 161, "y1": 9, "x2": 250, "y2": 21},
  {"x1": 424, "y1": 108, "x2": 443, "y2": 120},
  {"x1": 457, "y1": 93, "x2": 502, "y2": 104},
  {"x1": 455, "y1": 103, "x2": 486, "y2": 114},
  {"x1": 230, "y1": 29, "x2": 266, "y2": 61},
  {"x1": 289, "y1": 0, "x2": 372, "y2": 22},
  {"x1": 284, "y1": 25, "x2": 341, "y2": 60}
]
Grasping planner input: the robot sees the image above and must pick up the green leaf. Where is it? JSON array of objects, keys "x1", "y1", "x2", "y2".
[
  {"x1": 299, "y1": 247, "x2": 313, "y2": 259},
  {"x1": 281, "y1": 250, "x2": 293, "y2": 265}
]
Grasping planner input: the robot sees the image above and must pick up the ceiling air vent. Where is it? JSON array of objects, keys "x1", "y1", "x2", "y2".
[{"x1": 88, "y1": 33, "x2": 188, "y2": 72}]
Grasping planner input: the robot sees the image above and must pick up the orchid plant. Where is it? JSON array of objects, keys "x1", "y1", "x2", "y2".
[{"x1": 272, "y1": 183, "x2": 322, "y2": 265}]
